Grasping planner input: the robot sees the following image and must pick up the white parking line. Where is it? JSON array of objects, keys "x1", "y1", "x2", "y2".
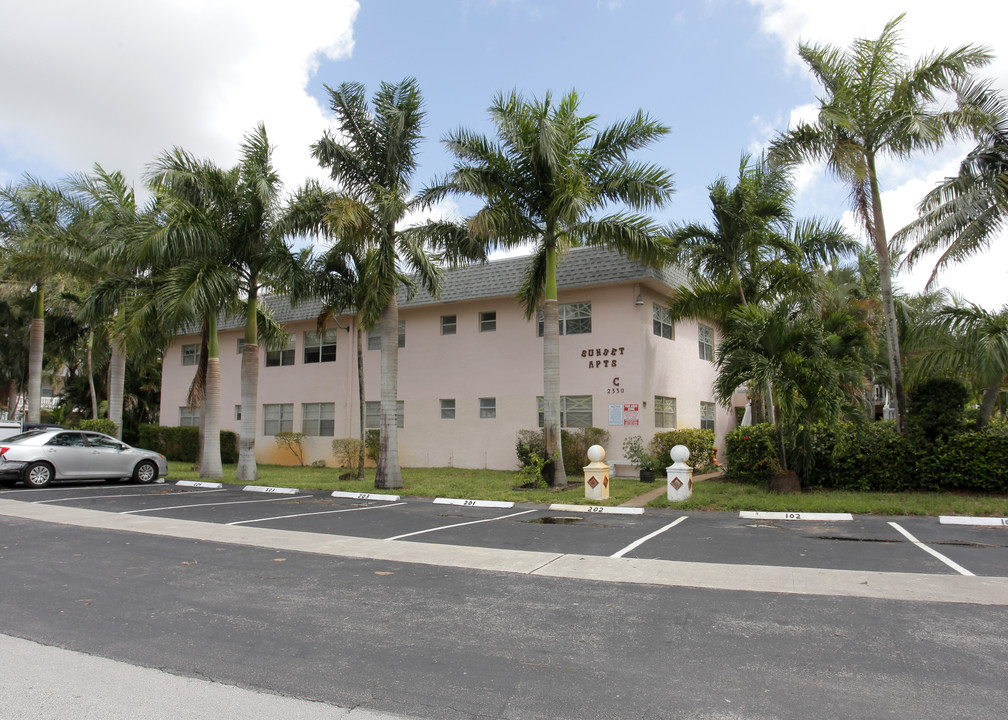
[
  {"x1": 119, "y1": 494, "x2": 312, "y2": 514},
  {"x1": 740, "y1": 511, "x2": 853, "y2": 521},
  {"x1": 610, "y1": 516, "x2": 688, "y2": 558},
  {"x1": 888, "y1": 522, "x2": 975, "y2": 576},
  {"x1": 227, "y1": 502, "x2": 406, "y2": 525},
  {"x1": 3, "y1": 484, "x2": 170, "y2": 496},
  {"x1": 33, "y1": 489, "x2": 224, "y2": 504},
  {"x1": 386, "y1": 509, "x2": 538, "y2": 541}
]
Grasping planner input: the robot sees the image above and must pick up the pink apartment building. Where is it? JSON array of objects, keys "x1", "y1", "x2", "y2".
[{"x1": 159, "y1": 246, "x2": 743, "y2": 472}]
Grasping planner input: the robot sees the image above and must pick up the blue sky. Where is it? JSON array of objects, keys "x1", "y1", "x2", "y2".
[{"x1": 2, "y1": 0, "x2": 1006, "y2": 306}]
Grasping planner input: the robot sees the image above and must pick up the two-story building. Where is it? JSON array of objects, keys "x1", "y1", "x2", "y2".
[{"x1": 159, "y1": 246, "x2": 743, "y2": 471}]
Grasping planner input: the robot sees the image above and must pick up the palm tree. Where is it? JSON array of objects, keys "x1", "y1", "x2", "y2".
[
  {"x1": 312, "y1": 78, "x2": 478, "y2": 490},
  {"x1": 769, "y1": 14, "x2": 992, "y2": 435},
  {"x1": 0, "y1": 179, "x2": 75, "y2": 423},
  {"x1": 148, "y1": 125, "x2": 313, "y2": 482},
  {"x1": 423, "y1": 89, "x2": 675, "y2": 487},
  {"x1": 909, "y1": 300, "x2": 1008, "y2": 428},
  {"x1": 898, "y1": 81, "x2": 1008, "y2": 287},
  {"x1": 668, "y1": 154, "x2": 856, "y2": 424}
]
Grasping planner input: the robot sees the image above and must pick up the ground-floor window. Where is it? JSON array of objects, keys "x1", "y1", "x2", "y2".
[
  {"x1": 365, "y1": 400, "x2": 404, "y2": 429},
  {"x1": 440, "y1": 399, "x2": 455, "y2": 419},
  {"x1": 655, "y1": 396, "x2": 676, "y2": 428},
  {"x1": 700, "y1": 401, "x2": 716, "y2": 432},
  {"x1": 537, "y1": 395, "x2": 593, "y2": 428},
  {"x1": 179, "y1": 407, "x2": 200, "y2": 426},
  {"x1": 264, "y1": 403, "x2": 294, "y2": 435},
  {"x1": 302, "y1": 402, "x2": 335, "y2": 436}
]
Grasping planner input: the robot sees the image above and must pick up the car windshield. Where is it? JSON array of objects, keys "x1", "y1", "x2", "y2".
[{"x1": 2, "y1": 430, "x2": 46, "y2": 443}]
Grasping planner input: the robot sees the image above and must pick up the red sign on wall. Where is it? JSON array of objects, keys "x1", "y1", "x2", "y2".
[{"x1": 623, "y1": 403, "x2": 639, "y2": 426}]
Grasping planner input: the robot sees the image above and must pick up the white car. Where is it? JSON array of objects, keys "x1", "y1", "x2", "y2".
[{"x1": 0, "y1": 429, "x2": 168, "y2": 488}]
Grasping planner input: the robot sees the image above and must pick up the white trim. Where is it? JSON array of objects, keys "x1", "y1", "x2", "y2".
[
  {"x1": 433, "y1": 498, "x2": 514, "y2": 508},
  {"x1": 939, "y1": 515, "x2": 1008, "y2": 527},
  {"x1": 739, "y1": 511, "x2": 853, "y2": 522},
  {"x1": 549, "y1": 503, "x2": 644, "y2": 515},
  {"x1": 331, "y1": 491, "x2": 401, "y2": 502}
]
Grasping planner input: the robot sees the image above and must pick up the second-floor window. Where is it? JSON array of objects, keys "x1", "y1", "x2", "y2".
[
  {"x1": 182, "y1": 344, "x2": 199, "y2": 366},
  {"x1": 304, "y1": 329, "x2": 339, "y2": 363},
  {"x1": 368, "y1": 321, "x2": 405, "y2": 350},
  {"x1": 480, "y1": 311, "x2": 496, "y2": 332},
  {"x1": 537, "y1": 302, "x2": 591, "y2": 336},
  {"x1": 441, "y1": 315, "x2": 456, "y2": 335},
  {"x1": 653, "y1": 304, "x2": 674, "y2": 339},
  {"x1": 698, "y1": 324, "x2": 714, "y2": 361},
  {"x1": 266, "y1": 334, "x2": 295, "y2": 367}
]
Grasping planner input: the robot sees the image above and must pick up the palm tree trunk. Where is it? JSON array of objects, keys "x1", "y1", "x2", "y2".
[
  {"x1": 201, "y1": 316, "x2": 223, "y2": 479},
  {"x1": 27, "y1": 286, "x2": 44, "y2": 424},
  {"x1": 869, "y1": 157, "x2": 908, "y2": 435},
  {"x1": 375, "y1": 293, "x2": 402, "y2": 489},
  {"x1": 237, "y1": 292, "x2": 259, "y2": 482},
  {"x1": 108, "y1": 334, "x2": 126, "y2": 439},
  {"x1": 543, "y1": 246, "x2": 566, "y2": 488},
  {"x1": 356, "y1": 323, "x2": 366, "y2": 481},
  {"x1": 86, "y1": 330, "x2": 98, "y2": 419},
  {"x1": 976, "y1": 377, "x2": 1003, "y2": 429}
]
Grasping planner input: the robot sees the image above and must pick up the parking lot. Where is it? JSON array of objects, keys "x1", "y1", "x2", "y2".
[{"x1": 3, "y1": 480, "x2": 1006, "y2": 581}]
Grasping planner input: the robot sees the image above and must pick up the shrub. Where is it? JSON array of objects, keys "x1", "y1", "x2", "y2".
[
  {"x1": 914, "y1": 426, "x2": 1008, "y2": 493},
  {"x1": 562, "y1": 427, "x2": 610, "y2": 475},
  {"x1": 724, "y1": 424, "x2": 778, "y2": 484},
  {"x1": 274, "y1": 431, "x2": 306, "y2": 466},
  {"x1": 621, "y1": 435, "x2": 663, "y2": 473},
  {"x1": 651, "y1": 428, "x2": 716, "y2": 472},
  {"x1": 76, "y1": 418, "x2": 119, "y2": 436},
  {"x1": 364, "y1": 429, "x2": 380, "y2": 464},
  {"x1": 332, "y1": 437, "x2": 363, "y2": 472},
  {"x1": 808, "y1": 421, "x2": 910, "y2": 491},
  {"x1": 515, "y1": 429, "x2": 545, "y2": 469},
  {"x1": 908, "y1": 378, "x2": 969, "y2": 441},
  {"x1": 137, "y1": 424, "x2": 238, "y2": 464}
]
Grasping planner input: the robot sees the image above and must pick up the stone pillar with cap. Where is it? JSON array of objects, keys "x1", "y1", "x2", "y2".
[
  {"x1": 666, "y1": 444, "x2": 693, "y2": 502},
  {"x1": 583, "y1": 444, "x2": 610, "y2": 501}
]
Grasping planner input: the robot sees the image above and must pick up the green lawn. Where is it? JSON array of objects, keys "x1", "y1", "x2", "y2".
[{"x1": 166, "y1": 462, "x2": 1008, "y2": 517}]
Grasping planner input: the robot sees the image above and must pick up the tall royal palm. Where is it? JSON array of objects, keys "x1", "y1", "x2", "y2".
[
  {"x1": 770, "y1": 14, "x2": 992, "y2": 434},
  {"x1": 148, "y1": 124, "x2": 309, "y2": 481},
  {"x1": 898, "y1": 82, "x2": 1008, "y2": 287},
  {"x1": 313, "y1": 78, "x2": 477, "y2": 490},
  {"x1": 0, "y1": 179, "x2": 74, "y2": 424},
  {"x1": 424, "y1": 90, "x2": 675, "y2": 487}
]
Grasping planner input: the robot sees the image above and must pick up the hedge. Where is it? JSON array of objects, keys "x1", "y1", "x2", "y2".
[
  {"x1": 516, "y1": 427, "x2": 611, "y2": 477},
  {"x1": 651, "y1": 429, "x2": 716, "y2": 473},
  {"x1": 725, "y1": 420, "x2": 1008, "y2": 493},
  {"x1": 137, "y1": 424, "x2": 238, "y2": 464}
]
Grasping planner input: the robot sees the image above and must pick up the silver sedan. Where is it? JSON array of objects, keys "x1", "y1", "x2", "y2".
[{"x1": 0, "y1": 429, "x2": 168, "y2": 488}]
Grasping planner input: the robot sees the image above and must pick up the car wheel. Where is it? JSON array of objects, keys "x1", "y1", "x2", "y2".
[
  {"x1": 133, "y1": 460, "x2": 158, "y2": 484},
  {"x1": 25, "y1": 462, "x2": 54, "y2": 488}
]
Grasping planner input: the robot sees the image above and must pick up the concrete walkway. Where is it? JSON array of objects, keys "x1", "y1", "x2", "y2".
[{"x1": 620, "y1": 470, "x2": 724, "y2": 507}]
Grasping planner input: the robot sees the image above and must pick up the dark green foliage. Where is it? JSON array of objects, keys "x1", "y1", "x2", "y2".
[
  {"x1": 730, "y1": 420, "x2": 1008, "y2": 493},
  {"x1": 806, "y1": 421, "x2": 910, "y2": 491},
  {"x1": 651, "y1": 429, "x2": 716, "y2": 472},
  {"x1": 364, "y1": 429, "x2": 380, "y2": 464},
  {"x1": 724, "y1": 424, "x2": 779, "y2": 484},
  {"x1": 75, "y1": 418, "x2": 119, "y2": 436},
  {"x1": 908, "y1": 378, "x2": 969, "y2": 440},
  {"x1": 516, "y1": 427, "x2": 611, "y2": 476},
  {"x1": 138, "y1": 424, "x2": 237, "y2": 464}
]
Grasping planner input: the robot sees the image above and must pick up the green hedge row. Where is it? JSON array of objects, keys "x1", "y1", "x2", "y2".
[
  {"x1": 515, "y1": 427, "x2": 612, "y2": 476},
  {"x1": 652, "y1": 429, "x2": 716, "y2": 472},
  {"x1": 725, "y1": 421, "x2": 1008, "y2": 493},
  {"x1": 137, "y1": 424, "x2": 239, "y2": 464}
]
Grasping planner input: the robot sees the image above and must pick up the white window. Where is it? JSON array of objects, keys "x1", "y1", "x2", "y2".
[
  {"x1": 235, "y1": 405, "x2": 242, "y2": 421},
  {"x1": 653, "y1": 304, "x2": 674, "y2": 339},
  {"x1": 537, "y1": 395, "x2": 593, "y2": 428},
  {"x1": 179, "y1": 407, "x2": 200, "y2": 426},
  {"x1": 266, "y1": 333, "x2": 295, "y2": 367},
  {"x1": 304, "y1": 329, "x2": 339, "y2": 363},
  {"x1": 537, "y1": 302, "x2": 591, "y2": 336},
  {"x1": 365, "y1": 400, "x2": 404, "y2": 429},
  {"x1": 368, "y1": 321, "x2": 406, "y2": 350},
  {"x1": 655, "y1": 396, "x2": 676, "y2": 428},
  {"x1": 480, "y1": 311, "x2": 496, "y2": 332},
  {"x1": 440, "y1": 399, "x2": 455, "y2": 419},
  {"x1": 479, "y1": 397, "x2": 496, "y2": 419},
  {"x1": 302, "y1": 402, "x2": 335, "y2": 436},
  {"x1": 698, "y1": 324, "x2": 714, "y2": 361},
  {"x1": 441, "y1": 315, "x2": 456, "y2": 335},
  {"x1": 182, "y1": 344, "x2": 199, "y2": 366},
  {"x1": 263, "y1": 403, "x2": 294, "y2": 435},
  {"x1": 700, "y1": 401, "x2": 716, "y2": 432}
]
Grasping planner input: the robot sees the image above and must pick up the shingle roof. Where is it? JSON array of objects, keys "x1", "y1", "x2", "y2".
[{"x1": 215, "y1": 246, "x2": 690, "y2": 332}]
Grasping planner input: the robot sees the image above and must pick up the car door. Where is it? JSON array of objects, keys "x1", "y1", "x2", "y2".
[
  {"x1": 42, "y1": 432, "x2": 93, "y2": 478},
  {"x1": 84, "y1": 433, "x2": 129, "y2": 478}
]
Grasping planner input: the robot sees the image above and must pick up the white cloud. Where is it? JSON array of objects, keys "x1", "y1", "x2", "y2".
[
  {"x1": 0, "y1": 0, "x2": 358, "y2": 193},
  {"x1": 749, "y1": 0, "x2": 1008, "y2": 308}
]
